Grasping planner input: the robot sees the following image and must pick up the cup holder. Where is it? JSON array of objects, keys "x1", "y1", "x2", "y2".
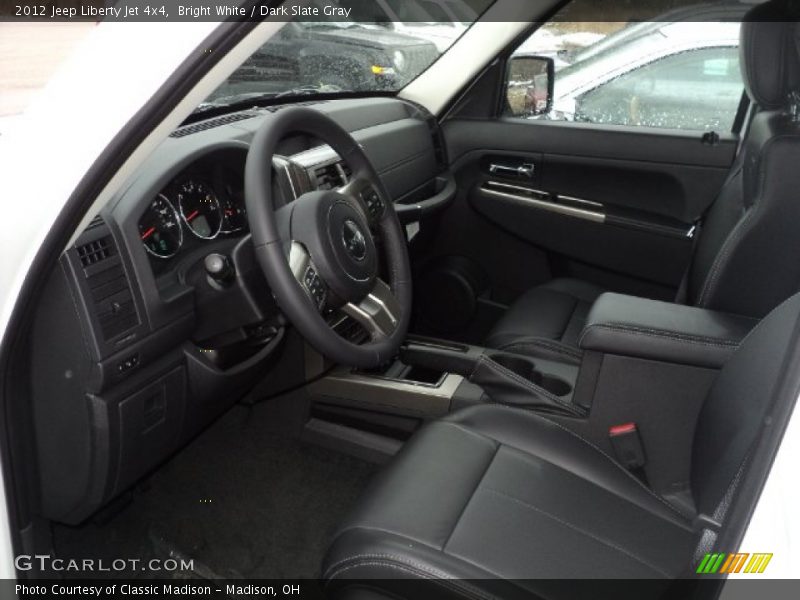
[
  {"x1": 488, "y1": 353, "x2": 573, "y2": 397},
  {"x1": 489, "y1": 353, "x2": 537, "y2": 380}
]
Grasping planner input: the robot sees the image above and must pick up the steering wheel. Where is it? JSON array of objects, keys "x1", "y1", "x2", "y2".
[{"x1": 244, "y1": 107, "x2": 412, "y2": 368}]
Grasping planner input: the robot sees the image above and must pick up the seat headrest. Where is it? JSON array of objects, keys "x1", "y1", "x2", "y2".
[{"x1": 740, "y1": 0, "x2": 800, "y2": 109}]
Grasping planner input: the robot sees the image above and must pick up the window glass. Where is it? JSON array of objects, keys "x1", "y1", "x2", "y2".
[
  {"x1": 508, "y1": 1, "x2": 745, "y2": 132},
  {"x1": 202, "y1": 0, "x2": 493, "y2": 110},
  {"x1": 575, "y1": 45, "x2": 742, "y2": 130}
]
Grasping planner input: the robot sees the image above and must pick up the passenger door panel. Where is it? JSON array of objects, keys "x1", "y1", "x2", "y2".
[{"x1": 442, "y1": 118, "x2": 737, "y2": 289}]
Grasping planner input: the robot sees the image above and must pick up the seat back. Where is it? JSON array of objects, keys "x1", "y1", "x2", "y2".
[
  {"x1": 691, "y1": 292, "x2": 799, "y2": 517},
  {"x1": 687, "y1": 4, "x2": 800, "y2": 319}
]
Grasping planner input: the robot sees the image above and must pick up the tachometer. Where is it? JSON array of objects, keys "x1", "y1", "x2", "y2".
[
  {"x1": 220, "y1": 184, "x2": 248, "y2": 233},
  {"x1": 139, "y1": 194, "x2": 183, "y2": 259},
  {"x1": 176, "y1": 180, "x2": 223, "y2": 239}
]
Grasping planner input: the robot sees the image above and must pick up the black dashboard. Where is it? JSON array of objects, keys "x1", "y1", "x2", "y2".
[{"x1": 31, "y1": 97, "x2": 454, "y2": 525}]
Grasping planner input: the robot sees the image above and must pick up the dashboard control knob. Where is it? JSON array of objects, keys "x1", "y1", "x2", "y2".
[{"x1": 204, "y1": 253, "x2": 234, "y2": 287}]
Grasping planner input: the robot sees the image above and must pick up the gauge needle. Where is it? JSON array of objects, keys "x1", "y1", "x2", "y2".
[
  {"x1": 141, "y1": 227, "x2": 156, "y2": 240},
  {"x1": 186, "y1": 210, "x2": 200, "y2": 222}
]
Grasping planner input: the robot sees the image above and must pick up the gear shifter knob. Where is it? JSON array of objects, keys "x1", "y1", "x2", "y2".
[{"x1": 204, "y1": 253, "x2": 234, "y2": 287}]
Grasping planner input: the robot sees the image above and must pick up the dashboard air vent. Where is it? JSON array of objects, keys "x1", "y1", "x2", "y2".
[
  {"x1": 74, "y1": 224, "x2": 140, "y2": 343},
  {"x1": 313, "y1": 162, "x2": 347, "y2": 190},
  {"x1": 87, "y1": 261, "x2": 139, "y2": 341},
  {"x1": 170, "y1": 112, "x2": 256, "y2": 138},
  {"x1": 77, "y1": 236, "x2": 114, "y2": 267}
]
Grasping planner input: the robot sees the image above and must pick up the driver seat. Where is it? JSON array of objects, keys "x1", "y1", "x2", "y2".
[{"x1": 322, "y1": 290, "x2": 800, "y2": 596}]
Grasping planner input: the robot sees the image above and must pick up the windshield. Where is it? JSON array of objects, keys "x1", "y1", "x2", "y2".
[{"x1": 201, "y1": 0, "x2": 492, "y2": 111}]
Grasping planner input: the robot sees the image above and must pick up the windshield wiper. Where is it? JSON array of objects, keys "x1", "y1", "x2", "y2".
[{"x1": 191, "y1": 86, "x2": 341, "y2": 117}]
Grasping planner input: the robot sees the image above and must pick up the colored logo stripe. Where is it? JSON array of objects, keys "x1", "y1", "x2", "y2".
[{"x1": 697, "y1": 553, "x2": 773, "y2": 574}]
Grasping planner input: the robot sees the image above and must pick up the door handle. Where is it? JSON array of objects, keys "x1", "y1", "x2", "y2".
[{"x1": 489, "y1": 162, "x2": 535, "y2": 179}]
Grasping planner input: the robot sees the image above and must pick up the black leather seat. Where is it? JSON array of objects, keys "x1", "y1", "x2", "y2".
[
  {"x1": 323, "y1": 291, "x2": 800, "y2": 596},
  {"x1": 486, "y1": 5, "x2": 800, "y2": 361}
]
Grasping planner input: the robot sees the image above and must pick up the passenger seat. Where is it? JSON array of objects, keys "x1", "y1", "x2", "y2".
[{"x1": 486, "y1": 5, "x2": 800, "y2": 361}]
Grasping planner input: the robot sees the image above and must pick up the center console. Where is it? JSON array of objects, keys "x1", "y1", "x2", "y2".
[{"x1": 308, "y1": 291, "x2": 759, "y2": 507}]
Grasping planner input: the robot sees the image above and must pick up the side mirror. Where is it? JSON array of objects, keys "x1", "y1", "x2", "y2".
[{"x1": 505, "y1": 55, "x2": 555, "y2": 118}]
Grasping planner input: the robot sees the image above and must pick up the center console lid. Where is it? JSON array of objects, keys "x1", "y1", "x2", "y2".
[{"x1": 579, "y1": 293, "x2": 758, "y2": 369}]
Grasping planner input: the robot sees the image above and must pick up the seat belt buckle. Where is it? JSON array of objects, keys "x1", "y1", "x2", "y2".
[{"x1": 609, "y1": 423, "x2": 646, "y2": 470}]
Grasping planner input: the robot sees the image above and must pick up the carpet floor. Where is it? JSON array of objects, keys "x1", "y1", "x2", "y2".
[{"x1": 54, "y1": 403, "x2": 378, "y2": 579}]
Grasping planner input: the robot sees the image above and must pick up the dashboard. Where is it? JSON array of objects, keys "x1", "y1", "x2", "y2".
[{"x1": 32, "y1": 97, "x2": 454, "y2": 524}]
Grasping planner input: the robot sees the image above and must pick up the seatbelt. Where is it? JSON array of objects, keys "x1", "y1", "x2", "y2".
[
  {"x1": 674, "y1": 221, "x2": 702, "y2": 305},
  {"x1": 673, "y1": 105, "x2": 753, "y2": 307}
]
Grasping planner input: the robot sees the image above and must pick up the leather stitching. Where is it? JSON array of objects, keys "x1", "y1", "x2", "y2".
[
  {"x1": 697, "y1": 207, "x2": 754, "y2": 308},
  {"x1": 483, "y1": 488, "x2": 673, "y2": 578},
  {"x1": 698, "y1": 131, "x2": 800, "y2": 309},
  {"x1": 578, "y1": 323, "x2": 742, "y2": 350},
  {"x1": 442, "y1": 444, "x2": 500, "y2": 552},
  {"x1": 531, "y1": 414, "x2": 692, "y2": 521},
  {"x1": 498, "y1": 338, "x2": 583, "y2": 360},
  {"x1": 475, "y1": 355, "x2": 584, "y2": 415}
]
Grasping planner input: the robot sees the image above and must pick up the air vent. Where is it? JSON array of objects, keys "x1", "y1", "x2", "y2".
[
  {"x1": 74, "y1": 227, "x2": 140, "y2": 343},
  {"x1": 313, "y1": 162, "x2": 347, "y2": 191},
  {"x1": 77, "y1": 236, "x2": 114, "y2": 267},
  {"x1": 170, "y1": 112, "x2": 256, "y2": 138},
  {"x1": 86, "y1": 261, "x2": 139, "y2": 341}
]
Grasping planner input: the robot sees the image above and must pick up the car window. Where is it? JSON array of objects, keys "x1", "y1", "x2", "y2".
[
  {"x1": 202, "y1": 0, "x2": 492, "y2": 111},
  {"x1": 576, "y1": 46, "x2": 742, "y2": 130},
  {"x1": 507, "y1": 1, "x2": 745, "y2": 132}
]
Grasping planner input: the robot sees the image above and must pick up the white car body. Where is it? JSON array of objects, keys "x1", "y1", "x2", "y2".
[
  {"x1": 0, "y1": 3, "x2": 797, "y2": 583},
  {"x1": 548, "y1": 22, "x2": 741, "y2": 120}
]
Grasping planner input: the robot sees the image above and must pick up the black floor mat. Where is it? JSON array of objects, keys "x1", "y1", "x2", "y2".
[{"x1": 54, "y1": 403, "x2": 378, "y2": 579}]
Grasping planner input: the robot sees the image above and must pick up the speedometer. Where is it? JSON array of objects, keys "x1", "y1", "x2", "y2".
[
  {"x1": 176, "y1": 180, "x2": 223, "y2": 239},
  {"x1": 139, "y1": 194, "x2": 183, "y2": 259}
]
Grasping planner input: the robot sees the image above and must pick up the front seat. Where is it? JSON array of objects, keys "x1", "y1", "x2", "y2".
[
  {"x1": 486, "y1": 4, "x2": 800, "y2": 361},
  {"x1": 323, "y1": 292, "x2": 800, "y2": 597}
]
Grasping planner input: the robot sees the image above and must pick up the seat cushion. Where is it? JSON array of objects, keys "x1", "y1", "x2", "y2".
[
  {"x1": 484, "y1": 278, "x2": 605, "y2": 362},
  {"x1": 323, "y1": 405, "x2": 697, "y2": 597}
]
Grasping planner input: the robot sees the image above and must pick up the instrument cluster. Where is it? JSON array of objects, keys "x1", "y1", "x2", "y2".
[{"x1": 138, "y1": 173, "x2": 248, "y2": 261}]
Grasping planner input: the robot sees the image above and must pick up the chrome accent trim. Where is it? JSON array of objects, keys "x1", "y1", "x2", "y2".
[
  {"x1": 272, "y1": 156, "x2": 299, "y2": 200},
  {"x1": 309, "y1": 368, "x2": 462, "y2": 419},
  {"x1": 482, "y1": 183, "x2": 606, "y2": 224},
  {"x1": 342, "y1": 279, "x2": 399, "y2": 340},
  {"x1": 556, "y1": 193, "x2": 605, "y2": 209},
  {"x1": 489, "y1": 162, "x2": 535, "y2": 179}
]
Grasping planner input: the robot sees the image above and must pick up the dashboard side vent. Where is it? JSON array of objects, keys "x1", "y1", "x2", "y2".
[
  {"x1": 74, "y1": 222, "x2": 140, "y2": 343},
  {"x1": 170, "y1": 112, "x2": 256, "y2": 138},
  {"x1": 77, "y1": 236, "x2": 114, "y2": 267},
  {"x1": 87, "y1": 261, "x2": 139, "y2": 341}
]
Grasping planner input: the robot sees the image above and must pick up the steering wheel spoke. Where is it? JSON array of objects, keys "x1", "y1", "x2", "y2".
[
  {"x1": 342, "y1": 279, "x2": 400, "y2": 341},
  {"x1": 246, "y1": 106, "x2": 410, "y2": 368},
  {"x1": 288, "y1": 242, "x2": 327, "y2": 312},
  {"x1": 339, "y1": 171, "x2": 386, "y2": 223}
]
